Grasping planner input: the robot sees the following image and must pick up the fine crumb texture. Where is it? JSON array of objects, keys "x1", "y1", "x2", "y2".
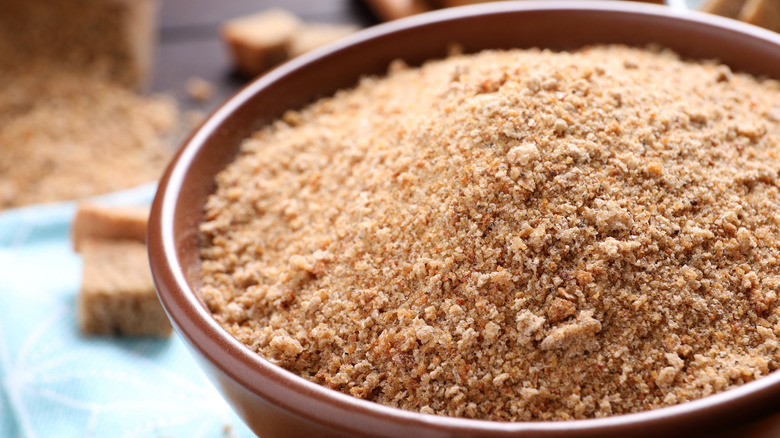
[
  {"x1": 221, "y1": 8, "x2": 302, "y2": 77},
  {"x1": 72, "y1": 203, "x2": 150, "y2": 252},
  {"x1": 0, "y1": 71, "x2": 178, "y2": 210},
  {"x1": 200, "y1": 46, "x2": 780, "y2": 421},
  {"x1": 79, "y1": 238, "x2": 172, "y2": 337}
]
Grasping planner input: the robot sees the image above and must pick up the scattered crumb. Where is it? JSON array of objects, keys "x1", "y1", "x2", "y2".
[
  {"x1": 186, "y1": 76, "x2": 215, "y2": 103},
  {"x1": 222, "y1": 424, "x2": 237, "y2": 438},
  {"x1": 185, "y1": 110, "x2": 208, "y2": 130}
]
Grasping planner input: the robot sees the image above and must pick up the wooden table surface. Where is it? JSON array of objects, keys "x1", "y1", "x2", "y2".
[{"x1": 151, "y1": 0, "x2": 377, "y2": 110}]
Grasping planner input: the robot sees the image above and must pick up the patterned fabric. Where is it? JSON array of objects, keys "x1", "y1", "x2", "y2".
[{"x1": 0, "y1": 185, "x2": 253, "y2": 438}]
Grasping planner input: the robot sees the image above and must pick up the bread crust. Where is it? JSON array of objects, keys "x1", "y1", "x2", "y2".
[
  {"x1": 78, "y1": 238, "x2": 171, "y2": 337},
  {"x1": 739, "y1": 0, "x2": 780, "y2": 32},
  {"x1": 72, "y1": 203, "x2": 149, "y2": 252}
]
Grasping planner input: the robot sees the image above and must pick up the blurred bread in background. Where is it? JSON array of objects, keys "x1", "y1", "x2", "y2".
[
  {"x1": 700, "y1": 0, "x2": 748, "y2": 17},
  {"x1": 221, "y1": 9, "x2": 359, "y2": 77},
  {"x1": 738, "y1": 0, "x2": 780, "y2": 33},
  {"x1": 0, "y1": 0, "x2": 157, "y2": 89}
]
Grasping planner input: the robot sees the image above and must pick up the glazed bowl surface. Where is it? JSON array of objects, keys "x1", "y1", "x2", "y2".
[{"x1": 148, "y1": 2, "x2": 780, "y2": 437}]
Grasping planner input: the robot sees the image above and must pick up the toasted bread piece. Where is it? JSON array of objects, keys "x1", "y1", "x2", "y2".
[
  {"x1": 72, "y1": 203, "x2": 149, "y2": 252},
  {"x1": 116, "y1": 0, "x2": 157, "y2": 90},
  {"x1": 78, "y1": 238, "x2": 171, "y2": 337},
  {"x1": 221, "y1": 9, "x2": 302, "y2": 77},
  {"x1": 363, "y1": 0, "x2": 432, "y2": 21},
  {"x1": 700, "y1": 0, "x2": 748, "y2": 17},
  {"x1": 0, "y1": 0, "x2": 157, "y2": 89},
  {"x1": 289, "y1": 24, "x2": 359, "y2": 57},
  {"x1": 739, "y1": 0, "x2": 780, "y2": 32}
]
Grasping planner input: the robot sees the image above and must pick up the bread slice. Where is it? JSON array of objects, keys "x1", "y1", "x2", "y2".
[
  {"x1": 739, "y1": 0, "x2": 780, "y2": 32},
  {"x1": 221, "y1": 9, "x2": 302, "y2": 77},
  {"x1": 117, "y1": 0, "x2": 157, "y2": 90},
  {"x1": 363, "y1": 0, "x2": 432, "y2": 21},
  {"x1": 78, "y1": 238, "x2": 172, "y2": 337},
  {"x1": 289, "y1": 24, "x2": 359, "y2": 58},
  {"x1": 72, "y1": 203, "x2": 149, "y2": 252},
  {"x1": 0, "y1": 0, "x2": 157, "y2": 89},
  {"x1": 700, "y1": 0, "x2": 749, "y2": 17}
]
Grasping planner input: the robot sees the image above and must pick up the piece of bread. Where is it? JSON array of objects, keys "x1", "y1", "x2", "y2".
[
  {"x1": 289, "y1": 24, "x2": 360, "y2": 58},
  {"x1": 363, "y1": 0, "x2": 432, "y2": 21},
  {"x1": 118, "y1": 0, "x2": 157, "y2": 90},
  {"x1": 739, "y1": 0, "x2": 780, "y2": 32},
  {"x1": 72, "y1": 203, "x2": 149, "y2": 252},
  {"x1": 700, "y1": 0, "x2": 748, "y2": 17},
  {"x1": 221, "y1": 9, "x2": 302, "y2": 77},
  {"x1": 0, "y1": 0, "x2": 157, "y2": 89},
  {"x1": 78, "y1": 238, "x2": 172, "y2": 337},
  {"x1": 369, "y1": 0, "x2": 664, "y2": 21}
]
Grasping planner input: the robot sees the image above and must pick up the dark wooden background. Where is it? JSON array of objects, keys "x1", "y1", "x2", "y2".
[{"x1": 151, "y1": 0, "x2": 378, "y2": 109}]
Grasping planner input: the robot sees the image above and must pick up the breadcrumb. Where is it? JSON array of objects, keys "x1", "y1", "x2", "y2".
[
  {"x1": 200, "y1": 46, "x2": 780, "y2": 421},
  {"x1": 0, "y1": 71, "x2": 178, "y2": 209}
]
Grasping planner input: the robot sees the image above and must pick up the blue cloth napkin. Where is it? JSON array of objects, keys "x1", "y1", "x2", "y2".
[{"x1": 0, "y1": 185, "x2": 254, "y2": 438}]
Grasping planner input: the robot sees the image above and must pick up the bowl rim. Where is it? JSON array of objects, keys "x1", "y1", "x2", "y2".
[{"x1": 150, "y1": 0, "x2": 780, "y2": 435}]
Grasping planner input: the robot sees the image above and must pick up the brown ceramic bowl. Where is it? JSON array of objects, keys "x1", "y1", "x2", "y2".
[{"x1": 148, "y1": 2, "x2": 780, "y2": 437}]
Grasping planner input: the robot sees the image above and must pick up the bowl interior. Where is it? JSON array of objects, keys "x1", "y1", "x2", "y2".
[{"x1": 150, "y1": 2, "x2": 780, "y2": 437}]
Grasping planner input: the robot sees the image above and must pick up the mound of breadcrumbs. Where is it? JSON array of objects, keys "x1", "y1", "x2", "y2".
[
  {"x1": 0, "y1": 70, "x2": 177, "y2": 209},
  {"x1": 199, "y1": 45, "x2": 780, "y2": 421}
]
